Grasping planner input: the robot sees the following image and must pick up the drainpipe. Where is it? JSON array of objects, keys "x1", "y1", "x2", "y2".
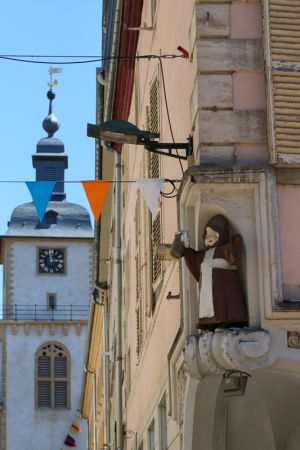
[
  {"x1": 95, "y1": 285, "x2": 111, "y2": 450},
  {"x1": 114, "y1": 150, "x2": 123, "y2": 450},
  {"x1": 102, "y1": 0, "x2": 124, "y2": 448}
]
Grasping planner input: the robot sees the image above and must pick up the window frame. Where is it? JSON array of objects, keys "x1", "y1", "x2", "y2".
[
  {"x1": 147, "y1": 419, "x2": 155, "y2": 450},
  {"x1": 46, "y1": 292, "x2": 57, "y2": 310},
  {"x1": 158, "y1": 394, "x2": 168, "y2": 450},
  {"x1": 35, "y1": 341, "x2": 70, "y2": 410}
]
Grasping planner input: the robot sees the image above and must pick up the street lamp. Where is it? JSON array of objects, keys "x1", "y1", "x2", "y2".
[
  {"x1": 87, "y1": 119, "x2": 193, "y2": 160},
  {"x1": 223, "y1": 370, "x2": 251, "y2": 397}
]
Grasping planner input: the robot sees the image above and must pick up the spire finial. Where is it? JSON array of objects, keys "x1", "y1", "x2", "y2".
[{"x1": 42, "y1": 67, "x2": 62, "y2": 137}]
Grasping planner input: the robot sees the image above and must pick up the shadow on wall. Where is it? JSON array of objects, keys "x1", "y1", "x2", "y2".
[{"x1": 184, "y1": 370, "x2": 300, "y2": 450}]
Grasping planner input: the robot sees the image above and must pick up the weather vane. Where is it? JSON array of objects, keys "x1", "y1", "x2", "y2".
[{"x1": 47, "y1": 66, "x2": 62, "y2": 90}]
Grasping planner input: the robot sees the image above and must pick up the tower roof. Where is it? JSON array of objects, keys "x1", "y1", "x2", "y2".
[{"x1": 5, "y1": 201, "x2": 93, "y2": 238}]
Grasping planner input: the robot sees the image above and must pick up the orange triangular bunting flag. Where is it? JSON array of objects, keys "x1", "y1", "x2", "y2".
[
  {"x1": 81, "y1": 180, "x2": 111, "y2": 223},
  {"x1": 71, "y1": 421, "x2": 82, "y2": 433}
]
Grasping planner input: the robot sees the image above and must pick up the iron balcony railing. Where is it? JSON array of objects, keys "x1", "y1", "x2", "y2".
[{"x1": 1, "y1": 304, "x2": 89, "y2": 321}]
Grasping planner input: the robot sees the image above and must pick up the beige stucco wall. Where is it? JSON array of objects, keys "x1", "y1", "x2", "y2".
[
  {"x1": 119, "y1": 0, "x2": 271, "y2": 446},
  {"x1": 120, "y1": 0, "x2": 196, "y2": 446},
  {"x1": 104, "y1": 0, "x2": 300, "y2": 448}
]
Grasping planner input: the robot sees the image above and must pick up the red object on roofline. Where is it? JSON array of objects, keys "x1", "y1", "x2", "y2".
[{"x1": 177, "y1": 46, "x2": 189, "y2": 59}]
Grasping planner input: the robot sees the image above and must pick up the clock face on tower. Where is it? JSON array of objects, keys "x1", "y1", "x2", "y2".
[{"x1": 38, "y1": 248, "x2": 66, "y2": 274}]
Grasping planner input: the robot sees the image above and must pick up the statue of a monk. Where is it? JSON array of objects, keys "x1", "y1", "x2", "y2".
[{"x1": 171, "y1": 214, "x2": 248, "y2": 331}]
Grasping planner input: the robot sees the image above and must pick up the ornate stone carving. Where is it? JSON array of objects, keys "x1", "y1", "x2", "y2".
[
  {"x1": 36, "y1": 324, "x2": 43, "y2": 336},
  {"x1": 184, "y1": 328, "x2": 276, "y2": 376},
  {"x1": 62, "y1": 324, "x2": 69, "y2": 336},
  {"x1": 49, "y1": 324, "x2": 56, "y2": 336},
  {"x1": 75, "y1": 323, "x2": 82, "y2": 336},
  {"x1": 24, "y1": 324, "x2": 30, "y2": 336},
  {"x1": 11, "y1": 324, "x2": 18, "y2": 336},
  {"x1": 177, "y1": 363, "x2": 187, "y2": 426},
  {"x1": 287, "y1": 331, "x2": 300, "y2": 349}
]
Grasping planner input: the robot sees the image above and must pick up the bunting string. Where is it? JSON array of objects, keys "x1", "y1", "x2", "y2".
[
  {"x1": 0, "y1": 178, "x2": 181, "y2": 183},
  {"x1": 17, "y1": 179, "x2": 179, "y2": 224}
]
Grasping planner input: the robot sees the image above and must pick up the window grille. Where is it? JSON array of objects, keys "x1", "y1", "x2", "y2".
[{"x1": 36, "y1": 342, "x2": 70, "y2": 409}]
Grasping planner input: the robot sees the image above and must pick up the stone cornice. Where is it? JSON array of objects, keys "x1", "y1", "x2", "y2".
[{"x1": 178, "y1": 165, "x2": 274, "y2": 200}]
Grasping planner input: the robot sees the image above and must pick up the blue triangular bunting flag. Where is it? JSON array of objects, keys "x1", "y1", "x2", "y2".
[{"x1": 26, "y1": 181, "x2": 56, "y2": 222}]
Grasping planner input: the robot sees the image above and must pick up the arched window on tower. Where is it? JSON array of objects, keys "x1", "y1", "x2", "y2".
[{"x1": 35, "y1": 342, "x2": 70, "y2": 409}]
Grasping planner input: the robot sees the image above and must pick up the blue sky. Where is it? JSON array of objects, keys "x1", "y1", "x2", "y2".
[
  {"x1": 0, "y1": 0, "x2": 102, "y2": 235},
  {"x1": 0, "y1": 1, "x2": 102, "y2": 302}
]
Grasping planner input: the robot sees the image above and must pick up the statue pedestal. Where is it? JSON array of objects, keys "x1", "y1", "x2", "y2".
[{"x1": 184, "y1": 328, "x2": 277, "y2": 378}]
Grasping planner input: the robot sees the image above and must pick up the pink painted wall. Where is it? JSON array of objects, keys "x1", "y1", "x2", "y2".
[
  {"x1": 233, "y1": 72, "x2": 266, "y2": 111},
  {"x1": 234, "y1": 144, "x2": 268, "y2": 163},
  {"x1": 231, "y1": 2, "x2": 263, "y2": 39},
  {"x1": 277, "y1": 185, "x2": 300, "y2": 285}
]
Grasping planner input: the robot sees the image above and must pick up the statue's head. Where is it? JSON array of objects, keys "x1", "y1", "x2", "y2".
[{"x1": 203, "y1": 214, "x2": 229, "y2": 248}]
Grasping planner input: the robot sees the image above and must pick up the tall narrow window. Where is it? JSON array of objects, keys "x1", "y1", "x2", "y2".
[
  {"x1": 147, "y1": 73, "x2": 163, "y2": 308},
  {"x1": 135, "y1": 194, "x2": 143, "y2": 358},
  {"x1": 47, "y1": 293, "x2": 57, "y2": 310},
  {"x1": 151, "y1": 0, "x2": 157, "y2": 25},
  {"x1": 148, "y1": 420, "x2": 155, "y2": 450},
  {"x1": 159, "y1": 395, "x2": 168, "y2": 450},
  {"x1": 36, "y1": 342, "x2": 70, "y2": 409}
]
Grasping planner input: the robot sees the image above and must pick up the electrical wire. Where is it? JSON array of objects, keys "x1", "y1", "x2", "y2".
[
  {"x1": 160, "y1": 179, "x2": 178, "y2": 198},
  {"x1": 0, "y1": 53, "x2": 185, "y2": 65},
  {"x1": 158, "y1": 57, "x2": 184, "y2": 176},
  {"x1": 0, "y1": 179, "x2": 181, "y2": 184}
]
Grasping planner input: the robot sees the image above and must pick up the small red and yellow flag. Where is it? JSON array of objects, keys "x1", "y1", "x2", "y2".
[{"x1": 71, "y1": 421, "x2": 82, "y2": 433}]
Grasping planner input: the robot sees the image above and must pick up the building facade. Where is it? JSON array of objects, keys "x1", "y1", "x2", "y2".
[
  {"x1": 0, "y1": 88, "x2": 93, "y2": 449},
  {"x1": 82, "y1": 0, "x2": 300, "y2": 449}
]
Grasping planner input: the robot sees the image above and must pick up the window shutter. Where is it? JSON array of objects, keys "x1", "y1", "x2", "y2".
[
  {"x1": 149, "y1": 76, "x2": 159, "y2": 134},
  {"x1": 265, "y1": 0, "x2": 300, "y2": 162},
  {"x1": 36, "y1": 342, "x2": 69, "y2": 409},
  {"x1": 148, "y1": 73, "x2": 162, "y2": 291},
  {"x1": 38, "y1": 355, "x2": 51, "y2": 377},
  {"x1": 54, "y1": 381, "x2": 68, "y2": 408},
  {"x1": 38, "y1": 381, "x2": 51, "y2": 407},
  {"x1": 152, "y1": 211, "x2": 162, "y2": 284},
  {"x1": 55, "y1": 356, "x2": 67, "y2": 378}
]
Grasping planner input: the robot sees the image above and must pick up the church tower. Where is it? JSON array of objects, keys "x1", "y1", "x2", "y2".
[{"x1": 0, "y1": 81, "x2": 93, "y2": 449}]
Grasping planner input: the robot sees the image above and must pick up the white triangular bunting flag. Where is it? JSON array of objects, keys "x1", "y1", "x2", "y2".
[{"x1": 136, "y1": 179, "x2": 164, "y2": 217}]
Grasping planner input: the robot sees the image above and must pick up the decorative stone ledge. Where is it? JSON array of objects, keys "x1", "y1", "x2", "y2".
[{"x1": 184, "y1": 328, "x2": 276, "y2": 378}]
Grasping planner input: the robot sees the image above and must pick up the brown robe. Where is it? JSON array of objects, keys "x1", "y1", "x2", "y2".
[{"x1": 183, "y1": 234, "x2": 248, "y2": 329}]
